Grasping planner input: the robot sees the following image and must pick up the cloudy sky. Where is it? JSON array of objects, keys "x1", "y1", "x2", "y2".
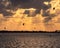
[{"x1": 0, "y1": 0, "x2": 51, "y2": 16}]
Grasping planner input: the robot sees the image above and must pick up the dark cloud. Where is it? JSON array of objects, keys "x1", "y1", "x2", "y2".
[
  {"x1": 11, "y1": 0, "x2": 51, "y2": 17},
  {"x1": 24, "y1": 9, "x2": 40, "y2": 17},
  {"x1": 0, "y1": 0, "x2": 52, "y2": 18},
  {"x1": 0, "y1": 0, "x2": 51, "y2": 12},
  {"x1": 0, "y1": 0, "x2": 13, "y2": 16},
  {"x1": 0, "y1": 0, "x2": 58, "y2": 23},
  {"x1": 9, "y1": 0, "x2": 51, "y2": 9},
  {"x1": 44, "y1": 14, "x2": 56, "y2": 22}
]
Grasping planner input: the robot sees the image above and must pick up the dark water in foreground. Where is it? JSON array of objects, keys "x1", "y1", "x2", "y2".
[{"x1": 0, "y1": 33, "x2": 60, "y2": 48}]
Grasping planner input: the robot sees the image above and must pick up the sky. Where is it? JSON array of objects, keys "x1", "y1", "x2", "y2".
[
  {"x1": 0, "y1": 0, "x2": 51, "y2": 16},
  {"x1": 0, "y1": 0, "x2": 60, "y2": 31}
]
